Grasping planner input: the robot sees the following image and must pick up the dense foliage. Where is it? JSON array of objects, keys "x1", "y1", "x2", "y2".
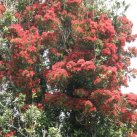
[{"x1": 0, "y1": 0, "x2": 137, "y2": 136}]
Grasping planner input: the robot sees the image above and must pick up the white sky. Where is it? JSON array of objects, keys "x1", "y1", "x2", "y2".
[{"x1": 121, "y1": 0, "x2": 137, "y2": 94}]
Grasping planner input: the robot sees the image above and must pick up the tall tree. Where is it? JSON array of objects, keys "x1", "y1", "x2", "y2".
[{"x1": 0, "y1": 0, "x2": 137, "y2": 136}]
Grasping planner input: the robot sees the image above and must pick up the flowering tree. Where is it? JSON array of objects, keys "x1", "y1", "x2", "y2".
[{"x1": 0, "y1": 0, "x2": 137, "y2": 136}]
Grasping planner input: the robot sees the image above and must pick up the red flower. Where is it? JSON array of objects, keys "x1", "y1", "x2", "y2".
[
  {"x1": 46, "y1": 68, "x2": 70, "y2": 87},
  {"x1": 124, "y1": 93, "x2": 137, "y2": 109},
  {"x1": 14, "y1": 12, "x2": 20, "y2": 19},
  {"x1": 128, "y1": 46, "x2": 137, "y2": 57},
  {"x1": 0, "y1": 3, "x2": 6, "y2": 17},
  {"x1": 102, "y1": 48, "x2": 111, "y2": 55},
  {"x1": 84, "y1": 100, "x2": 96, "y2": 113},
  {"x1": 81, "y1": 60, "x2": 96, "y2": 71},
  {"x1": 94, "y1": 77, "x2": 102, "y2": 85},
  {"x1": 4, "y1": 130, "x2": 16, "y2": 137},
  {"x1": 66, "y1": 61, "x2": 76, "y2": 70},
  {"x1": 52, "y1": 61, "x2": 66, "y2": 70}
]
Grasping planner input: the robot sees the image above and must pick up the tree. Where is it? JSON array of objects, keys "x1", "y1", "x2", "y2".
[{"x1": 0, "y1": 0, "x2": 137, "y2": 136}]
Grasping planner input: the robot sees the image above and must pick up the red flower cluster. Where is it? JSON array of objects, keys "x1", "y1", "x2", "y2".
[
  {"x1": 98, "y1": 15, "x2": 116, "y2": 38},
  {"x1": 124, "y1": 93, "x2": 137, "y2": 110},
  {"x1": 6, "y1": 25, "x2": 41, "y2": 98},
  {"x1": 102, "y1": 43, "x2": 117, "y2": 55},
  {"x1": 121, "y1": 111, "x2": 137, "y2": 124},
  {"x1": 45, "y1": 92, "x2": 96, "y2": 113},
  {"x1": 94, "y1": 65, "x2": 119, "y2": 89},
  {"x1": 117, "y1": 16, "x2": 133, "y2": 36},
  {"x1": 66, "y1": 59, "x2": 95, "y2": 72},
  {"x1": 0, "y1": 2, "x2": 6, "y2": 17},
  {"x1": 3, "y1": 130, "x2": 16, "y2": 137},
  {"x1": 45, "y1": 68, "x2": 70, "y2": 87},
  {"x1": 72, "y1": 19, "x2": 98, "y2": 42},
  {"x1": 128, "y1": 46, "x2": 137, "y2": 57},
  {"x1": 90, "y1": 89, "x2": 121, "y2": 116}
]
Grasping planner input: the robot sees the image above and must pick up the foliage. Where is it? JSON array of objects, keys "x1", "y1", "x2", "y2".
[{"x1": 0, "y1": 0, "x2": 137, "y2": 136}]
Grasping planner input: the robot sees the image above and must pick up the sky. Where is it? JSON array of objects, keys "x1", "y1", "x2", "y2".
[{"x1": 121, "y1": 0, "x2": 137, "y2": 94}]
